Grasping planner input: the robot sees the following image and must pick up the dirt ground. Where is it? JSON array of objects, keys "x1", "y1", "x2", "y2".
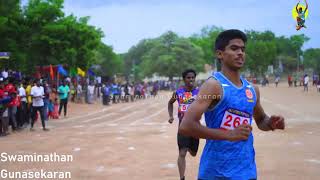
[{"x1": 1, "y1": 83, "x2": 320, "y2": 180}]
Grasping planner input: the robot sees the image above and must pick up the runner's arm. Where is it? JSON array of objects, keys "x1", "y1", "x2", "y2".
[
  {"x1": 179, "y1": 79, "x2": 230, "y2": 140},
  {"x1": 168, "y1": 92, "x2": 176, "y2": 120},
  {"x1": 252, "y1": 85, "x2": 273, "y2": 131},
  {"x1": 296, "y1": 2, "x2": 299, "y2": 12},
  {"x1": 253, "y1": 85, "x2": 285, "y2": 131}
]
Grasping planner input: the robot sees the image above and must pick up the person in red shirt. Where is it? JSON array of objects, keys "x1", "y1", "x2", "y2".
[
  {"x1": 0, "y1": 84, "x2": 5, "y2": 99},
  {"x1": 0, "y1": 80, "x2": 11, "y2": 136},
  {"x1": 0, "y1": 81, "x2": 4, "y2": 136},
  {"x1": 4, "y1": 78, "x2": 18, "y2": 131},
  {"x1": 4, "y1": 79, "x2": 15, "y2": 93},
  {"x1": 288, "y1": 75, "x2": 292, "y2": 87},
  {"x1": 7, "y1": 89, "x2": 19, "y2": 131}
]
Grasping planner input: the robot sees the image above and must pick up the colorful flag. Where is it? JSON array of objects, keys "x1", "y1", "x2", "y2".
[
  {"x1": 57, "y1": 65, "x2": 68, "y2": 76},
  {"x1": 69, "y1": 67, "x2": 77, "y2": 77},
  {"x1": 77, "y1": 67, "x2": 86, "y2": 77},
  {"x1": 87, "y1": 68, "x2": 96, "y2": 76},
  {"x1": 49, "y1": 64, "x2": 54, "y2": 80}
]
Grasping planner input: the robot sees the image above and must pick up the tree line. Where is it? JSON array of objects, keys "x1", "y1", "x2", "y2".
[
  {"x1": 124, "y1": 26, "x2": 319, "y2": 80},
  {"x1": 0, "y1": 0, "x2": 120, "y2": 77},
  {"x1": 1, "y1": 1, "x2": 319, "y2": 80}
]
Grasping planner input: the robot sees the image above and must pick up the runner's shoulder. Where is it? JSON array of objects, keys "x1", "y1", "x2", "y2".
[
  {"x1": 251, "y1": 84, "x2": 260, "y2": 96},
  {"x1": 199, "y1": 78, "x2": 222, "y2": 97}
]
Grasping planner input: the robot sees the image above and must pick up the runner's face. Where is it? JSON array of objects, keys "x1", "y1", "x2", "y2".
[
  {"x1": 184, "y1": 72, "x2": 195, "y2": 87},
  {"x1": 217, "y1": 39, "x2": 245, "y2": 70}
]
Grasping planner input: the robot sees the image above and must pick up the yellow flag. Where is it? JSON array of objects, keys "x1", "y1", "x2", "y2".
[{"x1": 77, "y1": 67, "x2": 86, "y2": 77}]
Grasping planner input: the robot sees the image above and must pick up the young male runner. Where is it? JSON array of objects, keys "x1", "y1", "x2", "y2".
[
  {"x1": 168, "y1": 69, "x2": 200, "y2": 180},
  {"x1": 179, "y1": 29, "x2": 285, "y2": 180}
]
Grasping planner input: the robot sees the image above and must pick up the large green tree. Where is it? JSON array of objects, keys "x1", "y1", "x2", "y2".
[
  {"x1": 141, "y1": 31, "x2": 205, "y2": 80},
  {"x1": 189, "y1": 26, "x2": 223, "y2": 66},
  {"x1": 94, "y1": 43, "x2": 123, "y2": 77},
  {"x1": 0, "y1": 0, "x2": 111, "y2": 74},
  {"x1": 123, "y1": 38, "x2": 156, "y2": 79},
  {"x1": 275, "y1": 34, "x2": 309, "y2": 73},
  {"x1": 0, "y1": 0, "x2": 26, "y2": 70},
  {"x1": 245, "y1": 31, "x2": 277, "y2": 75},
  {"x1": 23, "y1": 0, "x2": 104, "y2": 71},
  {"x1": 304, "y1": 48, "x2": 320, "y2": 73}
]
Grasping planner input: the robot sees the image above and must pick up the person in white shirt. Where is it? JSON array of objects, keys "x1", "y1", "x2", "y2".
[
  {"x1": 18, "y1": 82, "x2": 28, "y2": 127},
  {"x1": 96, "y1": 76, "x2": 102, "y2": 84},
  {"x1": 304, "y1": 74, "x2": 309, "y2": 92},
  {"x1": 128, "y1": 85, "x2": 133, "y2": 102},
  {"x1": 65, "y1": 76, "x2": 71, "y2": 83},
  {"x1": 120, "y1": 86, "x2": 125, "y2": 102},
  {"x1": 1, "y1": 68, "x2": 8, "y2": 79},
  {"x1": 76, "y1": 83, "x2": 82, "y2": 103},
  {"x1": 275, "y1": 76, "x2": 280, "y2": 87},
  {"x1": 30, "y1": 79, "x2": 48, "y2": 131},
  {"x1": 87, "y1": 82, "x2": 95, "y2": 104}
]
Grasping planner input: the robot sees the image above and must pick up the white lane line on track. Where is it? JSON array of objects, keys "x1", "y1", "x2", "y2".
[
  {"x1": 72, "y1": 125, "x2": 84, "y2": 128},
  {"x1": 91, "y1": 102, "x2": 161, "y2": 126},
  {"x1": 96, "y1": 166, "x2": 105, "y2": 172},
  {"x1": 90, "y1": 111, "x2": 141, "y2": 127},
  {"x1": 54, "y1": 102, "x2": 148, "y2": 124},
  {"x1": 119, "y1": 104, "x2": 139, "y2": 112},
  {"x1": 73, "y1": 147, "x2": 81, "y2": 152},
  {"x1": 292, "y1": 141, "x2": 303, "y2": 145},
  {"x1": 82, "y1": 112, "x2": 118, "y2": 123},
  {"x1": 56, "y1": 101, "x2": 146, "y2": 121},
  {"x1": 54, "y1": 107, "x2": 109, "y2": 123},
  {"x1": 162, "y1": 163, "x2": 176, "y2": 169},
  {"x1": 305, "y1": 159, "x2": 320, "y2": 164},
  {"x1": 129, "y1": 108, "x2": 166, "y2": 126},
  {"x1": 141, "y1": 122, "x2": 168, "y2": 126},
  {"x1": 128, "y1": 146, "x2": 135, "y2": 150}
]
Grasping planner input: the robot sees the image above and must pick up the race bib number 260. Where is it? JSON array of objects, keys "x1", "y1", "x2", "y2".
[{"x1": 220, "y1": 110, "x2": 250, "y2": 130}]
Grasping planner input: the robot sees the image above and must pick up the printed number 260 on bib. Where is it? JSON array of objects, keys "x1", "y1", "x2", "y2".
[{"x1": 220, "y1": 111, "x2": 249, "y2": 130}]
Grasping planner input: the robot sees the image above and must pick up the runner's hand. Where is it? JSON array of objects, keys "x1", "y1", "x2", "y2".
[
  {"x1": 168, "y1": 117, "x2": 174, "y2": 124},
  {"x1": 269, "y1": 115, "x2": 285, "y2": 130},
  {"x1": 227, "y1": 124, "x2": 252, "y2": 141}
]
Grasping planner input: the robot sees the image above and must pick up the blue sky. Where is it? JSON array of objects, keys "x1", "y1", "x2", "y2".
[{"x1": 30, "y1": 0, "x2": 320, "y2": 53}]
